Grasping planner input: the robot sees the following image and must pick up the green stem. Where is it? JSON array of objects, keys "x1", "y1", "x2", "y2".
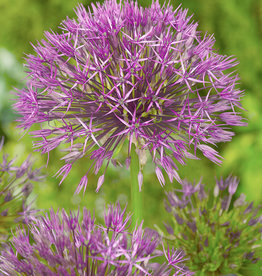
[{"x1": 130, "y1": 144, "x2": 142, "y2": 228}]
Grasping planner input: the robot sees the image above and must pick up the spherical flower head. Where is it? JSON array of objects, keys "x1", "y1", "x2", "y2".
[
  {"x1": 14, "y1": 0, "x2": 246, "y2": 192},
  {"x1": 0, "y1": 138, "x2": 43, "y2": 245},
  {"x1": 163, "y1": 176, "x2": 262, "y2": 274},
  {"x1": 0, "y1": 202, "x2": 191, "y2": 275}
]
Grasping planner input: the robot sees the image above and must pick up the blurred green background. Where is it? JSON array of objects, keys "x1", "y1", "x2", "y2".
[{"x1": 0, "y1": 0, "x2": 261, "y2": 272}]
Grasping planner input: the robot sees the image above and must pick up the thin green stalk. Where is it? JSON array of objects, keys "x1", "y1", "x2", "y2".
[{"x1": 130, "y1": 144, "x2": 142, "y2": 228}]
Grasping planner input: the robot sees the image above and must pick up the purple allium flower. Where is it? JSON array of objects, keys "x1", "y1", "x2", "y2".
[
  {"x1": 14, "y1": 0, "x2": 246, "y2": 192},
  {"x1": 163, "y1": 176, "x2": 262, "y2": 274},
  {"x1": 0, "y1": 203, "x2": 191, "y2": 275},
  {"x1": 0, "y1": 137, "x2": 43, "y2": 245}
]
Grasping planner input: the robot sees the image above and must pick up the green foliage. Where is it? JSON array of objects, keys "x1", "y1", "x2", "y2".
[
  {"x1": 0, "y1": 0, "x2": 79, "y2": 62},
  {"x1": 0, "y1": 48, "x2": 25, "y2": 134}
]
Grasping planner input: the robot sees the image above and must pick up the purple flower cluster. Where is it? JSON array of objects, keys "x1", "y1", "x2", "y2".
[
  {"x1": 0, "y1": 138, "x2": 42, "y2": 244},
  {"x1": 14, "y1": 0, "x2": 246, "y2": 192},
  {"x1": 0, "y1": 203, "x2": 191, "y2": 275},
  {"x1": 163, "y1": 176, "x2": 262, "y2": 273}
]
